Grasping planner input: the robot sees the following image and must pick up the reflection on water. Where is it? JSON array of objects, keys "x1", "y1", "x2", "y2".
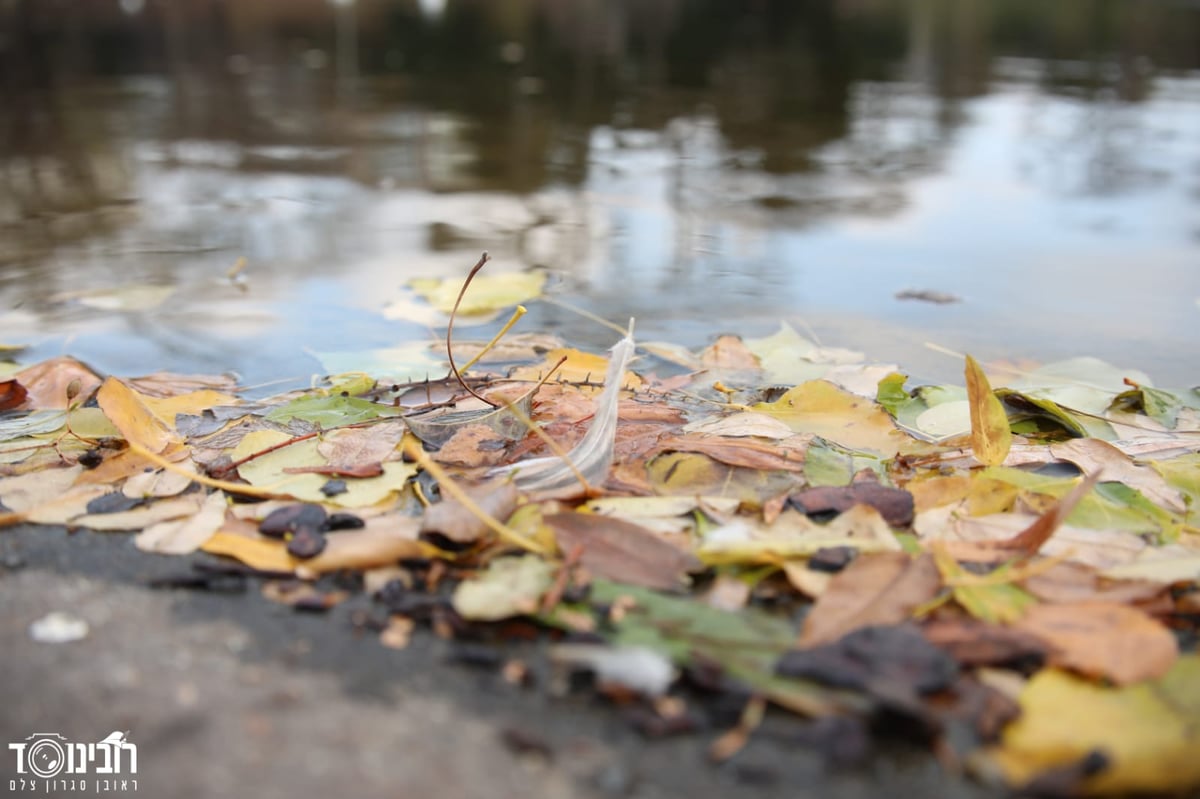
[{"x1": 1, "y1": 0, "x2": 1198, "y2": 386}]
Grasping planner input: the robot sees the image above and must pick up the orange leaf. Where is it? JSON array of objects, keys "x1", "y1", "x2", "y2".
[{"x1": 1014, "y1": 601, "x2": 1178, "y2": 685}]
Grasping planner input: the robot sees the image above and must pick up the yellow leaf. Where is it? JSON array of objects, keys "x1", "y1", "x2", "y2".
[
  {"x1": 964, "y1": 355, "x2": 1011, "y2": 466},
  {"x1": 409, "y1": 270, "x2": 546, "y2": 315},
  {"x1": 509, "y1": 347, "x2": 642, "y2": 389},
  {"x1": 202, "y1": 531, "x2": 295, "y2": 572},
  {"x1": 96, "y1": 377, "x2": 181, "y2": 455},
  {"x1": 989, "y1": 657, "x2": 1200, "y2": 794},
  {"x1": 753, "y1": 381, "x2": 933, "y2": 456},
  {"x1": 141, "y1": 389, "x2": 239, "y2": 429}
]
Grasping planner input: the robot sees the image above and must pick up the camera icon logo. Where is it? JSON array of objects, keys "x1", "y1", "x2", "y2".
[{"x1": 22, "y1": 733, "x2": 68, "y2": 779}]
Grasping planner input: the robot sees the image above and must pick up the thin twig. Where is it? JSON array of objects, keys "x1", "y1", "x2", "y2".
[{"x1": 447, "y1": 252, "x2": 498, "y2": 408}]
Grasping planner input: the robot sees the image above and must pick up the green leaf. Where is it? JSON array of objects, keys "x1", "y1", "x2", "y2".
[
  {"x1": 265, "y1": 394, "x2": 402, "y2": 427},
  {"x1": 452, "y1": 556, "x2": 556, "y2": 621},
  {"x1": 585, "y1": 581, "x2": 867, "y2": 717}
]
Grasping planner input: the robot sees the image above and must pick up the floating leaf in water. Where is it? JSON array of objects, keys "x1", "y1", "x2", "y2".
[{"x1": 409, "y1": 270, "x2": 546, "y2": 315}]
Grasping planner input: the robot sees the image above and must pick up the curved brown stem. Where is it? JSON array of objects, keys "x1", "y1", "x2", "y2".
[{"x1": 446, "y1": 251, "x2": 498, "y2": 407}]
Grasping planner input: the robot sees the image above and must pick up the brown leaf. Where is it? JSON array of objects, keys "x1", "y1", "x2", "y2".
[
  {"x1": 1049, "y1": 438, "x2": 1186, "y2": 512},
  {"x1": 800, "y1": 552, "x2": 942, "y2": 647},
  {"x1": 545, "y1": 512, "x2": 701, "y2": 591},
  {"x1": 1013, "y1": 601, "x2": 1178, "y2": 685},
  {"x1": 699, "y1": 335, "x2": 760, "y2": 370},
  {"x1": 921, "y1": 617, "x2": 1048, "y2": 668},
  {"x1": 420, "y1": 479, "x2": 520, "y2": 548},
  {"x1": 15, "y1": 356, "x2": 102, "y2": 410},
  {"x1": 790, "y1": 482, "x2": 915, "y2": 526},
  {"x1": 127, "y1": 371, "x2": 239, "y2": 398},
  {"x1": 1020, "y1": 561, "x2": 1166, "y2": 606},
  {"x1": 984, "y1": 471, "x2": 1100, "y2": 557},
  {"x1": 656, "y1": 433, "x2": 807, "y2": 472},
  {"x1": 0, "y1": 379, "x2": 28, "y2": 411},
  {"x1": 317, "y1": 422, "x2": 407, "y2": 473},
  {"x1": 432, "y1": 424, "x2": 509, "y2": 468}
]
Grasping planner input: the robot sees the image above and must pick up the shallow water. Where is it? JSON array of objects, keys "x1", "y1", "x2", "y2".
[{"x1": 2, "y1": 1, "x2": 1198, "y2": 388}]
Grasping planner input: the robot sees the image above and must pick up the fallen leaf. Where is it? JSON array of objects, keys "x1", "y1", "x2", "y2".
[
  {"x1": 988, "y1": 657, "x2": 1200, "y2": 795},
  {"x1": 1020, "y1": 561, "x2": 1166, "y2": 605},
  {"x1": 15, "y1": 356, "x2": 102, "y2": 409},
  {"x1": 965, "y1": 354, "x2": 1012, "y2": 466},
  {"x1": 134, "y1": 490, "x2": 227, "y2": 554},
  {"x1": 921, "y1": 618, "x2": 1047, "y2": 668},
  {"x1": 799, "y1": 552, "x2": 942, "y2": 647},
  {"x1": 789, "y1": 482, "x2": 914, "y2": 526},
  {"x1": 699, "y1": 335, "x2": 760, "y2": 371},
  {"x1": 933, "y1": 547, "x2": 1038, "y2": 624},
  {"x1": 681, "y1": 411, "x2": 795, "y2": 439},
  {"x1": 452, "y1": 556, "x2": 556, "y2": 620},
  {"x1": 754, "y1": 380, "x2": 933, "y2": 456},
  {"x1": 1050, "y1": 438, "x2": 1186, "y2": 512},
  {"x1": 779, "y1": 623, "x2": 959, "y2": 706},
  {"x1": 410, "y1": 269, "x2": 545, "y2": 315},
  {"x1": 545, "y1": 512, "x2": 701, "y2": 591},
  {"x1": 420, "y1": 480, "x2": 520, "y2": 548},
  {"x1": 655, "y1": 433, "x2": 808, "y2": 472},
  {"x1": 1013, "y1": 601, "x2": 1177, "y2": 685},
  {"x1": 97, "y1": 377, "x2": 182, "y2": 455},
  {"x1": 202, "y1": 519, "x2": 426, "y2": 575},
  {"x1": 0, "y1": 379, "x2": 28, "y2": 411}
]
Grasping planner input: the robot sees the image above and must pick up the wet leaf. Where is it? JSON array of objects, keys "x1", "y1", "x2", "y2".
[
  {"x1": 68, "y1": 283, "x2": 175, "y2": 311},
  {"x1": 410, "y1": 269, "x2": 545, "y2": 315},
  {"x1": 964, "y1": 355, "x2": 1011, "y2": 466},
  {"x1": 14, "y1": 356, "x2": 102, "y2": 410},
  {"x1": 265, "y1": 394, "x2": 402, "y2": 427},
  {"x1": 988, "y1": 657, "x2": 1200, "y2": 795}
]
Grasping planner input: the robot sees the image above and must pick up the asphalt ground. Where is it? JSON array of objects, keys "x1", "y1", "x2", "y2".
[{"x1": 0, "y1": 524, "x2": 1001, "y2": 799}]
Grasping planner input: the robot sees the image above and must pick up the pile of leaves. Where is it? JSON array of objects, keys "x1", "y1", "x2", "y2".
[{"x1": 2, "y1": 269, "x2": 1199, "y2": 796}]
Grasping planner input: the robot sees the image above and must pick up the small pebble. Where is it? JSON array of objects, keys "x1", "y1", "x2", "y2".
[{"x1": 30, "y1": 611, "x2": 90, "y2": 643}]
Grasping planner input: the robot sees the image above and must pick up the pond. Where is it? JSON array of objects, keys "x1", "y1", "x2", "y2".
[{"x1": 2, "y1": 0, "x2": 1198, "y2": 389}]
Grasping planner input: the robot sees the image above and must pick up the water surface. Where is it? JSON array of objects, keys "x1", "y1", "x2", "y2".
[{"x1": 2, "y1": 1, "x2": 1197, "y2": 387}]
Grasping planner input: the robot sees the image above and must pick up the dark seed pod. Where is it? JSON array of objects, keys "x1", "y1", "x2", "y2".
[
  {"x1": 259, "y1": 504, "x2": 327, "y2": 538},
  {"x1": 286, "y1": 526, "x2": 327, "y2": 559},
  {"x1": 325, "y1": 512, "x2": 365, "y2": 531}
]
